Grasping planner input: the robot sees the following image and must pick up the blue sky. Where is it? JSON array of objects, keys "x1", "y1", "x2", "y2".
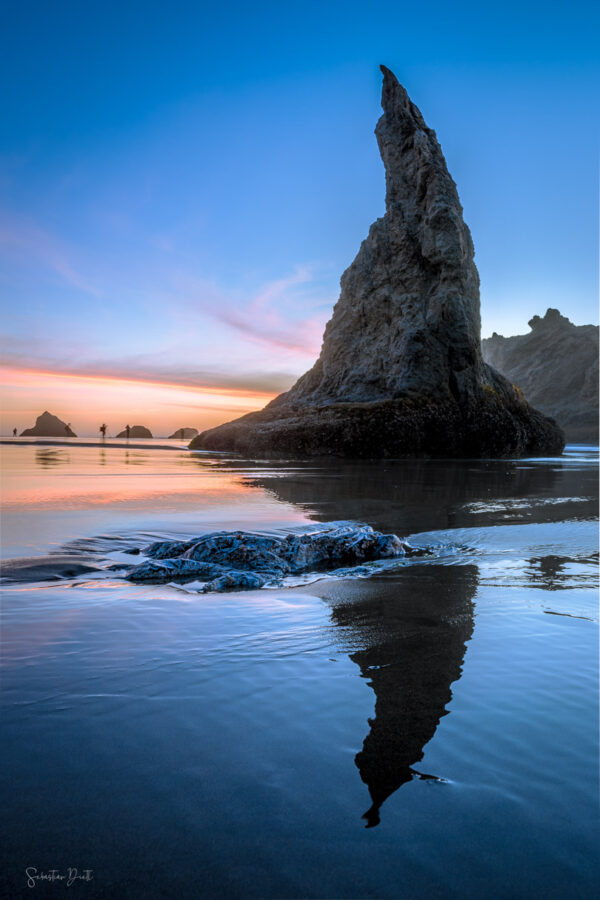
[{"x1": 1, "y1": 0, "x2": 598, "y2": 433}]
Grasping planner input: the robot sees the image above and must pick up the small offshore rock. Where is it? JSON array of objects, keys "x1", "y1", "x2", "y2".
[
  {"x1": 169, "y1": 427, "x2": 199, "y2": 440},
  {"x1": 116, "y1": 425, "x2": 153, "y2": 438},
  {"x1": 21, "y1": 411, "x2": 76, "y2": 437}
]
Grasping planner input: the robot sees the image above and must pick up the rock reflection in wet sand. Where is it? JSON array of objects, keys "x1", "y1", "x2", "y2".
[{"x1": 325, "y1": 564, "x2": 477, "y2": 826}]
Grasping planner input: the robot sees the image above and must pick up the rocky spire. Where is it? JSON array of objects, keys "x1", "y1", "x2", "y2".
[
  {"x1": 190, "y1": 68, "x2": 564, "y2": 458},
  {"x1": 279, "y1": 64, "x2": 484, "y2": 408}
]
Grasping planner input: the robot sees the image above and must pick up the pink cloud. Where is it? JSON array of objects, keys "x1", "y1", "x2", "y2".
[
  {"x1": 0, "y1": 211, "x2": 330, "y2": 360},
  {"x1": 205, "y1": 266, "x2": 327, "y2": 356}
]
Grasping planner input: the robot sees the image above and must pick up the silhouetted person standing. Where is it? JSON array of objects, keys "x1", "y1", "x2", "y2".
[
  {"x1": 12, "y1": 428, "x2": 17, "y2": 437},
  {"x1": 100, "y1": 424, "x2": 107, "y2": 438},
  {"x1": 126, "y1": 424, "x2": 130, "y2": 440}
]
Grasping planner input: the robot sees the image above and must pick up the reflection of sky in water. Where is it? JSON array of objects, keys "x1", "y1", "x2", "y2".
[
  {"x1": 1, "y1": 443, "x2": 598, "y2": 897},
  {"x1": 0, "y1": 444, "x2": 310, "y2": 557}
]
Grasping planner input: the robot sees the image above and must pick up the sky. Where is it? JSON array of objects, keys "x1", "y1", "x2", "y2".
[{"x1": 1, "y1": 0, "x2": 598, "y2": 436}]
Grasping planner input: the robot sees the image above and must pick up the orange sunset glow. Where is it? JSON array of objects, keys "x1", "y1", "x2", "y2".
[{"x1": 0, "y1": 365, "x2": 278, "y2": 436}]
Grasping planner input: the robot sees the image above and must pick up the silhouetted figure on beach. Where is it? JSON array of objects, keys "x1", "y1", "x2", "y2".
[
  {"x1": 100, "y1": 424, "x2": 107, "y2": 438},
  {"x1": 12, "y1": 428, "x2": 17, "y2": 437},
  {"x1": 126, "y1": 424, "x2": 130, "y2": 440}
]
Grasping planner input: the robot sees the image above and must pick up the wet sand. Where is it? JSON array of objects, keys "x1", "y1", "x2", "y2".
[{"x1": 1, "y1": 441, "x2": 598, "y2": 898}]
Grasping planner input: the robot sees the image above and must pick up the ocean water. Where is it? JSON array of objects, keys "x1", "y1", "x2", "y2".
[{"x1": 1, "y1": 439, "x2": 598, "y2": 898}]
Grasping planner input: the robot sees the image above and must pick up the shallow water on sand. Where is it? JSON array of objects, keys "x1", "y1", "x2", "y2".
[{"x1": 1, "y1": 441, "x2": 598, "y2": 898}]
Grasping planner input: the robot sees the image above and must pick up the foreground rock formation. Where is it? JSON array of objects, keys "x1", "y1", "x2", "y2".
[
  {"x1": 483, "y1": 309, "x2": 598, "y2": 443},
  {"x1": 121, "y1": 523, "x2": 423, "y2": 592},
  {"x1": 169, "y1": 427, "x2": 198, "y2": 440},
  {"x1": 21, "y1": 411, "x2": 76, "y2": 437},
  {"x1": 116, "y1": 425, "x2": 153, "y2": 438},
  {"x1": 191, "y1": 66, "x2": 563, "y2": 458}
]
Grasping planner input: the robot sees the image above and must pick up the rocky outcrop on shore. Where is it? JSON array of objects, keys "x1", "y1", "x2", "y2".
[
  {"x1": 190, "y1": 66, "x2": 563, "y2": 458},
  {"x1": 482, "y1": 309, "x2": 598, "y2": 443},
  {"x1": 169, "y1": 427, "x2": 198, "y2": 440},
  {"x1": 121, "y1": 524, "x2": 423, "y2": 591},
  {"x1": 21, "y1": 411, "x2": 76, "y2": 437},
  {"x1": 116, "y1": 425, "x2": 153, "y2": 438}
]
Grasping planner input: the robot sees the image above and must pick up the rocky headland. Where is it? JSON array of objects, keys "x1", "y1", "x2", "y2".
[
  {"x1": 482, "y1": 309, "x2": 598, "y2": 443},
  {"x1": 169, "y1": 427, "x2": 199, "y2": 440},
  {"x1": 21, "y1": 411, "x2": 76, "y2": 437},
  {"x1": 190, "y1": 66, "x2": 563, "y2": 458},
  {"x1": 116, "y1": 425, "x2": 153, "y2": 438}
]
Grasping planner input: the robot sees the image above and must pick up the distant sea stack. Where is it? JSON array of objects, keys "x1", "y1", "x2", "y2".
[
  {"x1": 21, "y1": 411, "x2": 76, "y2": 437},
  {"x1": 117, "y1": 425, "x2": 153, "y2": 438},
  {"x1": 169, "y1": 427, "x2": 199, "y2": 440},
  {"x1": 483, "y1": 309, "x2": 598, "y2": 443},
  {"x1": 191, "y1": 67, "x2": 564, "y2": 458}
]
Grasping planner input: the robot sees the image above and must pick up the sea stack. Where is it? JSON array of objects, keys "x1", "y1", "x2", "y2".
[
  {"x1": 116, "y1": 425, "x2": 153, "y2": 438},
  {"x1": 169, "y1": 427, "x2": 199, "y2": 440},
  {"x1": 21, "y1": 411, "x2": 76, "y2": 437},
  {"x1": 191, "y1": 67, "x2": 564, "y2": 458}
]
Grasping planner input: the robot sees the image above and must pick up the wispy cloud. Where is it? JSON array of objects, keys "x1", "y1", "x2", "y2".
[
  {"x1": 195, "y1": 265, "x2": 327, "y2": 356},
  {"x1": 0, "y1": 211, "x2": 332, "y2": 365},
  {"x1": 0, "y1": 213, "x2": 102, "y2": 297},
  {"x1": 0, "y1": 339, "x2": 297, "y2": 396}
]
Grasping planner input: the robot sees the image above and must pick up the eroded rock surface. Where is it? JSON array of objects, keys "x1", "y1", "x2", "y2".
[
  {"x1": 483, "y1": 309, "x2": 598, "y2": 443},
  {"x1": 191, "y1": 67, "x2": 563, "y2": 458},
  {"x1": 21, "y1": 411, "x2": 76, "y2": 437},
  {"x1": 124, "y1": 523, "x2": 421, "y2": 591}
]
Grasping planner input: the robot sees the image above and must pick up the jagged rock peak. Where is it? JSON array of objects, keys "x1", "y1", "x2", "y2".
[
  {"x1": 528, "y1": 308, "x2": 573, "y2": 332},
  {"x1": 377, "y1": 65, "x2": 461, "y2": 218},
  {"x1": 190, "y1": 68, "x2": 564, "y2": 458},
  {"x1": 266, "y1": 67, "x2": 485, "y2": 412},
  {"x1": 269, "y1": 63, "x2": 482, "y2": 409}
]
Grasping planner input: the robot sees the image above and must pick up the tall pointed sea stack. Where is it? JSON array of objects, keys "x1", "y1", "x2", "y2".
[{"x1": 191, "y1": 67, "x2": 564, "y2": 457}]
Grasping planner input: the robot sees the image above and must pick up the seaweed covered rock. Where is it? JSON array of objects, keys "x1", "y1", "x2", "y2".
[
  {"x1": 125, "y1": 523, "x2": 419, "y2": 591},
  {"x1": 191, "y1": 67, "x2": 563, "y2": 459}
]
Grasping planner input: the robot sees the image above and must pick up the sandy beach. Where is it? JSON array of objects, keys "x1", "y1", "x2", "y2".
[{"x1": 1, "y1": 440, "x2": 598, "y2": 897}]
